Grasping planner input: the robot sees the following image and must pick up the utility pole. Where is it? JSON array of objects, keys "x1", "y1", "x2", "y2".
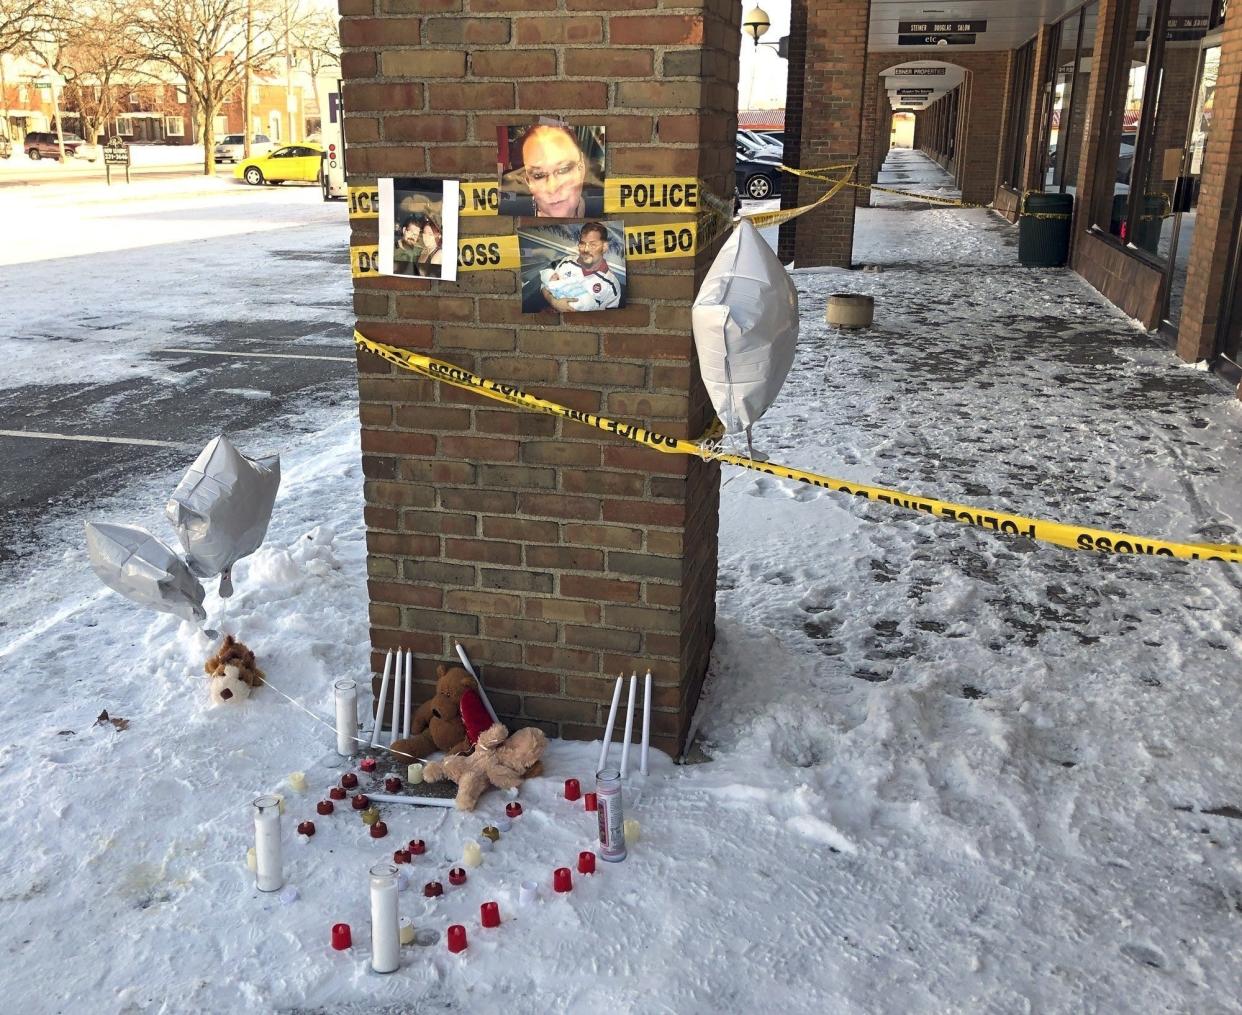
[
  {"x1": 285, "y1": 9, "x2": 295, "y2": 143},
  {"x1": 243, "y1": 0, "x2": 252, "y2": 158}
]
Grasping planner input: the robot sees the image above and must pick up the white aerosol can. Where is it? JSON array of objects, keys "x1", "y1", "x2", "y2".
[{"x1": 596, "y1": 768, "x2": 627, "y2": 862}]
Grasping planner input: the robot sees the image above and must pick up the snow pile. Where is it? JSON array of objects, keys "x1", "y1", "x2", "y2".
[{"x1": 1, "y1": 153, "x2": 1241, "y2": 1012}]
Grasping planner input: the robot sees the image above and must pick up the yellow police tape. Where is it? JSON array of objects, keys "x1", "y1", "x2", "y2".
[
  {"x1": 350, "y1": 219, "x2": 704, "y2": 277},
  {"x1": 353, "y1": 331, "x2": 1242, "y2": 564},
  {"x1": 348, "y1": 177, "x2": 706, "y2": 220}
]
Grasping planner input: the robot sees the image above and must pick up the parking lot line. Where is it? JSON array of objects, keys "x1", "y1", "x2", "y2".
[
  {"x1": 0, "y1": 429, "x2": 187, "y2": 448},
  {"x1": 156, "y1": 348, "x2": 355, "y2": 362}
]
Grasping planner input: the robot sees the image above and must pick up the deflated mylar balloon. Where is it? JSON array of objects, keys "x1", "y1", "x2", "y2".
[
  {"x1": 691, "y1": 218, "x2": 799, "y2": 436},
  {"x1": 165, "y1": 436, "x2": 280, "y2": 597},
  {"x1": 85, "y1": 522, "x2": 207, "y2": 623}
]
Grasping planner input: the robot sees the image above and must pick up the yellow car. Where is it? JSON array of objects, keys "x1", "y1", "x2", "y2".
[{"x1": 234, "y1": 142, "x2": 324, "y2": 186}]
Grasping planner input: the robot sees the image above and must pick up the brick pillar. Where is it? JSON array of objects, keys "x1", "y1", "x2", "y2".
[
  {"x1": 1070, "y1": 0, "x2": 1138, "y2": 262},
  {"x1": 776, "y1": 0, "x2": 809, "y2": 263},
  {"x1": 783, "y1": 0, "x2": 872, "y2": 268},
  {"x1": 1178, "y1": 13, "x2": 1242, "y2": 362},
  {"x1": 957, "y1": 55, "x2": 1010, "y2": 204},
  {"x1": 340, "y1": 0, "x2": 736, "y2": 758}
]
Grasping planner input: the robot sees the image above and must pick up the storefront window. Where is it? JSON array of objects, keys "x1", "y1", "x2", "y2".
[
  {"x1": 1043, "y1": 4, "x2": 1099, "y2": 194},
  {"x1": 1097, "y1": 0, "x2": 1216, "y2": 255},
  {"x1": 1004, "y1": 41, "x2": 1036, "y2": 188}
]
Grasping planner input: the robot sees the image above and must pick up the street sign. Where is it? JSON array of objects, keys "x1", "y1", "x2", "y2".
[
  {"x1": 33, "y1": 81, "x2": 51, "y2": 90},
  {"x1": 901, "y1": 67, "x2": 948, "y2": 76},
  {"x1": 897, "y1": 88, "x2": 934, "y2": 95}
]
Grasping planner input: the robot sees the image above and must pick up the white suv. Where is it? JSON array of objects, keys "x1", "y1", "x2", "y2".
[{"x1": 214, "y1": 134, "x2": 274, "y2": 163}]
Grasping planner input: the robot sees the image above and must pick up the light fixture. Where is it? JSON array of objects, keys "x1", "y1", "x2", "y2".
[{"x1": 742, "y1": 5, "x2": 771, "y2": 42}]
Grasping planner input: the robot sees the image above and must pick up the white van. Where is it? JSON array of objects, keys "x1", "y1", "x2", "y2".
[{"x1": 321, "y1": 86, "x2": 346, "y2": 201}]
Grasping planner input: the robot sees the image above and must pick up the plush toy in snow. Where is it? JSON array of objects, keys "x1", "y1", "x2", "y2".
[
  {"x1": 389, "y1": 664, "x2": 491, "y2": 761},
  {"x1": 422, "y1": 722, "x2": 547, "y2": 811},
  {"x1": 204, "y1": 635, "x2": 265, "y2": 705}
]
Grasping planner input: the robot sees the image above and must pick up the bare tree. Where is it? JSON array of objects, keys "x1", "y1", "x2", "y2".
[
  {"x1": 291, "y1": 7, "x2": 338, "y2": 81},
  {"x1": 53, "y1": 3, "x2": 147, "y2": 143},
  {"x1": 135, "y1": 0, "x2": 249, "y2": 175},
  {"x1": 0, "y1": 0, "x2": 47, "y2": 55}
]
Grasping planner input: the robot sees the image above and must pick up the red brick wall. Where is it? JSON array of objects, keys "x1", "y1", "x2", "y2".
[
  {"x1": 1178, "y1": 12, "x2": 1242, "y2": 361},
  {"x1": 340, "y1": 0, "x2": 738, "y2": 756}
]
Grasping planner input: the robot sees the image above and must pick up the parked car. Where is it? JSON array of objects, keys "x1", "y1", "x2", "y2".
[
  {"x1": 235, "y1": 142, "x2": 324, "y2": 186},
  {"x1": 758, "y1": 130, "x2": 785, "y2": 147},
  {"x1": 24, "y1": 131, "x2": 87, "y2": 160},
  {"x1": 73, "y1": 143, "x2": 102, "y2": 162},
  {"x1": 214, "y1": 133, "x2": 274, "y2": 163},
  {"x1": 735, "y1": 148, "x2": 783, "y2": 200},
  {"x1": 737, "y1": 130, "x2": 782, "y2": 160}
]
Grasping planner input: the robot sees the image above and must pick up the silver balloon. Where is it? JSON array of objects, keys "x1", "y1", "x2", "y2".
[
  {"x1": 85, "y1": 522, "x2": 207, "y2": 623},
  {"x1": 166, "y1": 436, "x2": 280, "y2": 597}
]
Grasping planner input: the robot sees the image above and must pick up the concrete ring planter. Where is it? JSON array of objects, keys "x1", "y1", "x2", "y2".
[{"x1": 825, "y1": 293, "x2": 875, "y2": 329}]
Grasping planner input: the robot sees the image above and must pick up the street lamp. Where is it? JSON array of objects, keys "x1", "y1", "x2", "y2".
[{"x1": 742, "y1": 5, "x2": 771, "y2": 43}]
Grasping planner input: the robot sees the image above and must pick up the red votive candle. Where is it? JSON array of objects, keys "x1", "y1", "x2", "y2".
[
  {"x1": 447, "y1": 924, "x2": 467, "y2": 953},
  {"x1": 340, "y1": 772, "x2": 358, "y2": 789},
  {"x1": 577, "y1": 851, "x2": 596, "y2": 875},
  {"x1": 316, "y1": 800, "x2": 334, "y2": 815},
  {"x1": 480, "y1": 901, "x2": 500, "y2": 928},
  {"x1": 384, "y1": 776, "x2": 401, "y2": 792},
  {"x1": 423, "y1": 881, "x2": 443, "y2": 898},
  {"x1": 329, "y1": 786, "x2": 346, "y2": 801},
  {"x1": 583, "y1": 792, "x2": 598, "y2": 812},
  {"x1": 369, "y1": 821, "x2": 388, "y2": 839},
  {"x1": 359, "y1": 757, "x2": 377, "y2": 773},
  {"x1": 408, "y1": 838, "x2": 426, "y2": 855},
  {"x1": 330, "y1": 923, "x2": 352, "y2": 950},
  {"x1": 505, "y1": 802, "x2": 523, "y2": 818},
  {"x1": 449, "y1": 867, "x2": 468, "y2": 886},
  {"x1": 553, "y1": 867, "x2": 573, "y2": 893},
  {"x1": 563, "y1": 778, "x2": 581, "y2": 801},
  {"x1": 351, "y1": 794, "x2": 370, "y2": 810},
  {"x1": 393, "y1": 849, "x2": 411, "y2": 864}
]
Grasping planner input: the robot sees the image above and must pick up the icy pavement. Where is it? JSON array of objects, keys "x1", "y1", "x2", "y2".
[{"x1": 0, "y1": 154, "x2": 1241, "y2": 1013}]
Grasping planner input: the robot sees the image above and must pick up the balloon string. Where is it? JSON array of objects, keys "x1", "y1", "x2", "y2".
[{"x1": 257, "y1": 671, "x2": 432, "y2": 764}]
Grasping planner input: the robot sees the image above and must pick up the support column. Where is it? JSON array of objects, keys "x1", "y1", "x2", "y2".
[
  {"x1": 1178, "y1": 13, "x2": 1242, "y2": 362},
  {"x1": 957, "y1": 54, "x2": 1010, "y2": 205},
  {"x1": 340, "y1": 0, "x2": 735, "y2": 757},
  {"x1": 779, "y1": 0, "x2": 871, "y2": 267}
]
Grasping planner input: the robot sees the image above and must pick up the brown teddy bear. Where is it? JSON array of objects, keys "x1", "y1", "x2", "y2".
[
  {"x1": 204, "y1": 635, "x2": 264, "y2": 705},
  {"x1": 422, "y1": 722, "x2": 548, "y2": 810},
  {"x1": 389, "y1": 664, "x2": 490, "y2": 761}
]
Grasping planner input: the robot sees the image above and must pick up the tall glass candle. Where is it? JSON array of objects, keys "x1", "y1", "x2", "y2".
[
  {"x1": 334, "y1": 678, "x2": 357, "y2": 757},
  {"x1": 369, "y1": 863, "x2": 400, "y2": 974},
  {"x1": 252, "y1": 795, "x2": 283, "y2": 892},
  {"x1": 595, "y1": 768, "x2": 627, "y2": 862}
]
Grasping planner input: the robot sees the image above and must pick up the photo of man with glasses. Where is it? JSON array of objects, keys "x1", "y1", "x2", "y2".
[
  {"x1": 498, "y1": 123, "x2": 605, "y2": 218},
  {"x1": 518, "y1": 220, "x2": 626, "y2": 314}
]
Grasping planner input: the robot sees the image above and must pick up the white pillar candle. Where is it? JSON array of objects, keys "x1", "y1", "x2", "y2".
[
  {"x1": 288, "y1": 771, "x2": 307, "y2": 793},
  {"x1": 406, "y1": 762, "x2": 424, "y2": 784},
  {"x1": 597, "y1": 675, "x2": 624, "y2": 772},
  {"x1": 252, "y1": 795, "x2": 283, "y2": 892},
  {"x1": 403, "y1": 649, "x2": 414, "y2": 739},
  {"x1": 334, "y1": 678, "x2": 357, "y2": 757},
  {"x1": 389, "y1": 650, "x2": 404, "y2": 747},
  {"x1": 370, "y1": 650, "x2": 393, "y2": 748},
  {"x1": 369, "y1": 863, "x2": 401, "y2": 974},
  {"x1": 619, "y1": 673, "x2": 637, "y2": 778},
  {"x1": 399, "y1": 917, "x2": 415, "y2": 945},
  {"x1": 462, "y1": 840, "x2": 483, "y2": 868},
  {"x1": 640, "y1": 669, "x2": 652, "y2": 776}
]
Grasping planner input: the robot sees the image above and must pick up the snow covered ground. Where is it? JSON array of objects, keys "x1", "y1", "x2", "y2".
[{"x1": 2, "y1": 151, "x2": 1242, "y2": 1014}]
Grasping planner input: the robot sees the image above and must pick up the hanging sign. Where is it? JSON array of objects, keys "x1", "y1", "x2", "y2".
[
  {"x1": 901, "y1": 67, "x2": 948, "y2": 76},
  {"x1": 898, "y1": 20, "x2": 987, "y2": 33},
  {"x1": 897, "y1": 88, "x2": 934, "y2": 95},
  {"x1": 900, "y1": 32, "x2": 977, "y2": 45}
]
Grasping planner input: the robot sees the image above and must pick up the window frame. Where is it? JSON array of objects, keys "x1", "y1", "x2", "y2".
[{"x1": 1003, "y1": 39, "x2": 1037, "y2": 189}]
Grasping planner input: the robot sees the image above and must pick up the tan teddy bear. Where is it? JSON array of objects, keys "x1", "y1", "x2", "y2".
[
  {"x1": 204, "y1": 635, "x2": 264, "y2": 705},
  {"x1": 389, "y1": 664, "x2": 485, "y2": 761},
  {"x1": 422, "y1": 722, "x2": 548, "y2": 811}
]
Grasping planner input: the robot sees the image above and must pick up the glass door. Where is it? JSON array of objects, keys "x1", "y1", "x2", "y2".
[{"x1": 1164, "y1": 40, "x2": 1221, "y2": 328}]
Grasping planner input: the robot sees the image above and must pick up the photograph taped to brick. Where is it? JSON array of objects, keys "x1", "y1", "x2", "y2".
[
  {"x1": 519, "y1": 220, "x2": 625, "y2": 314},
  {"x1": 497, "y1": 122, "x2": 605, "y2": 219},
  {"x1": 377, "y1": 177, "x2": 460, "y2": 281}
]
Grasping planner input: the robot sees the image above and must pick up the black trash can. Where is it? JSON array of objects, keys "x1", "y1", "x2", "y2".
[{"x1": 1018, "y1": 192, "x2": 1074, "y2": 267}]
